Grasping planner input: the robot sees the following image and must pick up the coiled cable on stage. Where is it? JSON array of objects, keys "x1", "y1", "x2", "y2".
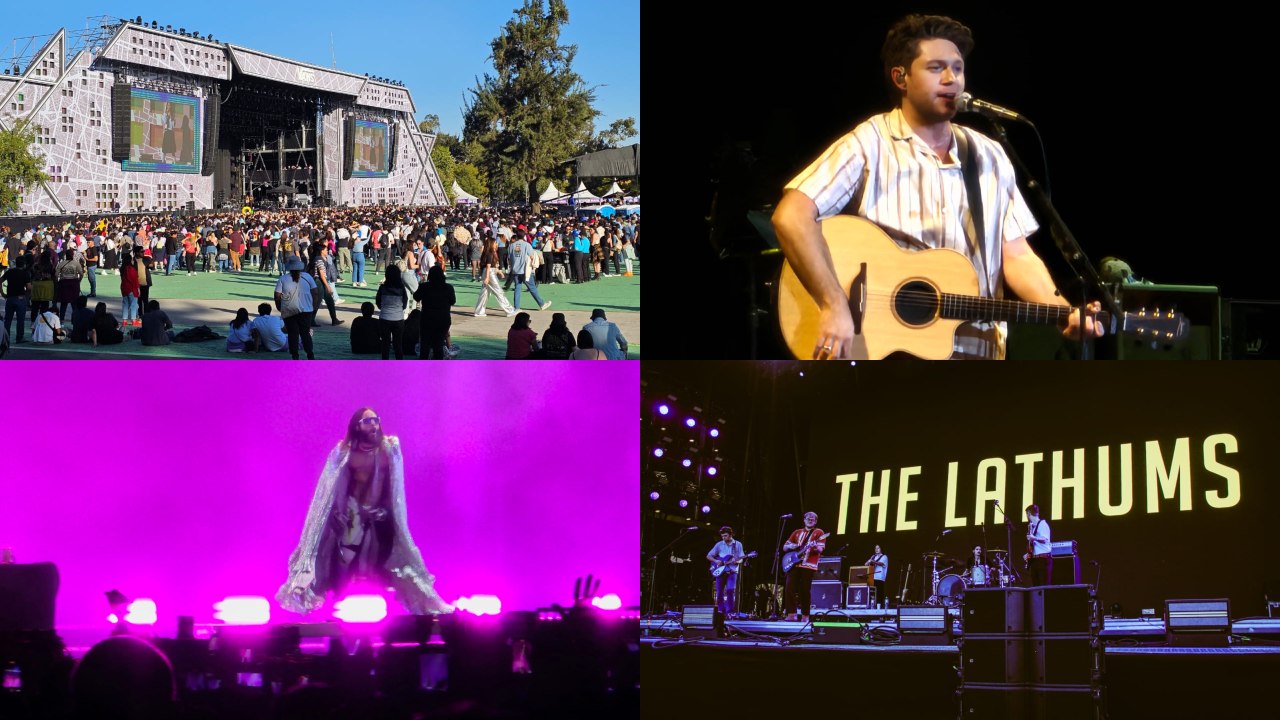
[{"x1": 862, "y1": 625, "x2": 903, "y2": 646}]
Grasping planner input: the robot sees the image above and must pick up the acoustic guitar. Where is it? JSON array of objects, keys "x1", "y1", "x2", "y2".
[{"x1": 776, "y1": 215, "x2": 1188, "y2": 359}]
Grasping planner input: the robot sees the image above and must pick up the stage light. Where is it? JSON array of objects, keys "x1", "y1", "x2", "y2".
[
  {"x1": 701, "y1": 505, "x2": 711, "y2": 514},
  {"x1": 681, "y1": 458, "x2": 692, "y2": 468},
  {"x1": 707, "y1": 466, "x2": 718, "y2": 476},
  {"x1": 709, "y1": 428, "x2": 720, "y2": 438},
  {"x1": 649, "y1": 491, "x2": 660, "y2": 501},
  {"x1": 334, "y1": 594, "x2": 388, "y2": 623},
  {"x1": 652, "y1": 448, "x2": 664, "y2": 458},
  {"x1": 799, "y1": 371, "x2": 805, "y2": 377},
  {"x1": 592, "y1": 594, "x2": 622, "y2": 611},
  {"x1": 678, "y1": 499, "x2": 688, "y2": 508},
  {"x1": 213, "y1": 596, "x2": 271, "y2": 625},
  {"x1": 455, "y1": 595, "x2": 502, "y2": 616},
  {"x1": 125, "y1": 599, "x2": 157, "y2": 625},
  {"x1": 685, "y1": 418, "x2": 696, "y2": 427},
  {"x1": 657, "y1": 404, "x2": 670, "y2": 415}
]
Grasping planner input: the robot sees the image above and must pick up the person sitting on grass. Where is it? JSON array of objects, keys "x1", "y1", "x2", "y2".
[
  {"x1": 250, "y1": 303, "x2": 287, "y2": 352},
  {"x1": 139, "y1": 300, "x2": 174, "y2": 346},
  {"x1": 350, "y1": 301, "x2": 380, "y2": 354},
  {"x1": 227, "y1": 307, "x2": 256, "y2": 353}
]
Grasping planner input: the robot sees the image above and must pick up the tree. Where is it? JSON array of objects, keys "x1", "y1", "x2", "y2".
[
  {"x1": 431, "y1": 141, "x2": 456, "y2": 204},
  {"x1": 463, "y1": 0, "x2": 599, "y2": 208},
  {"x1": 418, "y1": 113, "x2": 440, "y2": 135},
  {"x1": 435, "y1": 132, "x2": 465, "y2": 162},
  {"x1": 580, "y1": 117, "x2": 638, "y2": 154},
  {"x1": 0, "y1": 121, "x2": 49, "y2": 214}
]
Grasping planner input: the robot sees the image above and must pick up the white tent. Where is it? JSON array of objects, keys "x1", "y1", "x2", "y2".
[
  {"x1": 569, "y1": 181, "x2": 600, "y2": 205},
  {"x1": 602, "y1": 181, "x2": 625, "y2": 197},
  {"x1": 452, "y1": 180, "x2": 479, "y2": 205},
  {"x1": 539, "y1": 180, "x2": 569, "y2": 204}
]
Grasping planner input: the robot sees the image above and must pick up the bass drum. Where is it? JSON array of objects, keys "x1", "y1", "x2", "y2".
[{"x1": 938, "y1": 573, "x2": 969, "y2": 607}]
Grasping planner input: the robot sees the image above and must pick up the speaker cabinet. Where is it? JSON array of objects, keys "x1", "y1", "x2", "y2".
[
  {"x1": 1050, "y1": 555, "x2": 1081, "y2": 585},
  {"x1": 1031, "y1": 635, "x2": 1097, "y2": 685},
  {"x1": 1030, "y1": 585, "x2": 1093, "y2": 634},
  {"x1": 815, "y1": 557, "x2": 842, "y2": 582},
  {"x1": 964, "y1": 587, "x2": 1028, "y2": 634},
  {"x1": 810, "y1": 581, "x2": 843, "y2": 611},
  {"x1": 960, "y1": 683, "x2": 1030, "y2": 719},
  {"x1": 0, "y1": 562, "x2": 59, "y2": 632},
  {"x1": 1030, "y1": 685, "x2": 1100, "y2": 720},
  {"x1": 962, "y1": 635, "x2": 1028, "y2": 684},
  {"x1": 846, "y1": 585, "x2": 874, "y2": 609},
  {"x1": 1225, "y1": 300, "x2": 1280, "y2": 359}
]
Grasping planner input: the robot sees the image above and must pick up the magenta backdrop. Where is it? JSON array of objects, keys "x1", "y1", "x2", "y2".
[{"x1": 2, "y1": 361, "x2": 639, "y2": 633}]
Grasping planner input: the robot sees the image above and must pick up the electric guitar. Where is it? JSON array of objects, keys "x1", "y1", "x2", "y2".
[
  {"x1": 777, "y1": 215, "x2": 1189, "y2": 359},
  {"x1": 710, "y1": 551, "x2": 758, "y2": 578},
  {"x1": 782, "y1": 532, "x2": 828, "y2": 573}
]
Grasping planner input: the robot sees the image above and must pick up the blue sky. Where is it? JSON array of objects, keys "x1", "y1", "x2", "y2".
[{"x1": 4, "y1": 0, "x2": 639, "y2": 143}]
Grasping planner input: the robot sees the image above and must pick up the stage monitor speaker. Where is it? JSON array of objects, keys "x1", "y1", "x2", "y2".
[
  {"x1": 1030, "y1": 585, "x2": 1094, "y2": 635},
  {"x1": 1164, "y1": 598, "x2": 1230, "y2": 646},
  {"x1": 1050, "y1": 555, "x2": 1081, "y2": 586},
  {"x1": 679, "y1": 605, "x2": 722, "y2": 640},
  {"x1": 111, "y1": 84, "x2": 133, "y2": 162},
  {"x1": 845, "y1": 585, "x2": 874, "y2": 610},
  {"x1": 1224, "y1": 299, "x2": 1280, "y2": 359},
  {"x1": 847, "y1": 565, "x2": 872, "y2": 586},
  {"x1": 0, "y1": 562, "x2": 59, "y2": 632},
  {"x1": 814, "y1": 557, "x2": 842, "y2": 582},
  {"x1": 898, "y1": 605, "x2": 952, "y2": 644},
  {"x1": 964, "y1": 587, "x2": 1028, "y2": 634},
  {"x1": 961, "y1": 635, "x2": 1028, "y2": 684},
  {"x1": 810, "y1": 581, "x2": 843, "y2": 611},
  {"x1": 1030, "y1": 635, "x2": 1097, "y2": 686}
]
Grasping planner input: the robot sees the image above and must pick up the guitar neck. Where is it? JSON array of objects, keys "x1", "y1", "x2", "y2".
[{"x1": 939, "y1": 294, "x2": 1111, "y2": 327}]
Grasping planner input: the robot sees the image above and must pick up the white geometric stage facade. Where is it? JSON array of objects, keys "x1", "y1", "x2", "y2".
[{"x1": 0, "y1": 19, "x2": 448, "y2": 215}]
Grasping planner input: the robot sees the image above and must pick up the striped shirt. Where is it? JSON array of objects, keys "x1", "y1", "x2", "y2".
[{"x1": 785, "y1": 108, "x2": 1040, "y2": 358}]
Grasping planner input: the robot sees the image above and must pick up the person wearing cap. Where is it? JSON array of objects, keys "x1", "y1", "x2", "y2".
[
  {"x1": 274, "y1": 255, "x2": 320, "y2": 359},
  {"x1": 582, "y1": 309, "x2": 629, "y2": 360},
  {"x1": 571, "y1": 228, "x2": 590, "y2": 283}
]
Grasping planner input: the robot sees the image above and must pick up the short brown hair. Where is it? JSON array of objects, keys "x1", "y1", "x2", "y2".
[
  {"x1": 719, "y1": 526, "x2": 734, "y2": 536},
  {"x1": 881, "y1": 14, "x2": 974, "y2": 99},
  {"x1": 1026, "y1": 504, "x2": 1040, "y2": 515}
]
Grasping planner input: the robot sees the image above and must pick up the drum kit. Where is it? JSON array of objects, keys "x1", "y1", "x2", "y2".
[{"x1": 924, "y1": 546, "x2": 1015, "y2": 607}]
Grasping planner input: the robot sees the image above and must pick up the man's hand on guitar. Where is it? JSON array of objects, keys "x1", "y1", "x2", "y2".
[
  {"x1": 813, "y1": 304, "x2": 856, "y2": 359},
  {"x1": 1062, "y1": 301, "x2": 1105, "y2": 340}
]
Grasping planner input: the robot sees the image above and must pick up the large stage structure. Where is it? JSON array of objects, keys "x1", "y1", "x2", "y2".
[{"x1": 0, "y1": 17, "x2": 448, "y2": 214}]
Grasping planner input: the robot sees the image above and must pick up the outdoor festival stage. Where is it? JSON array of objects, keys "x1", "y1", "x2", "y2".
[{"x1": 640, "y1": 610, "x2": 1280, "y2": 719}]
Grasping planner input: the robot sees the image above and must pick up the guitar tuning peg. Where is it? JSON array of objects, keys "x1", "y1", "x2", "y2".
[
  {"x1": 1137, "y1": 327, "x2": 1146, "y2": 334},
  {"x1": 1166, "y1": 332, "x2": 1174, "y2": 339}
]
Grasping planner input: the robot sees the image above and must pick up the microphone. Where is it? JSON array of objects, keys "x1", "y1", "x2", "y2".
[
  {"x1": 780, "y1": 513, "x2": 793, "y2": 519},
  {"x1": 957, "y1": 92, "x2": 1028, "y2": 123},
  {"x1": 941, "y1": 528, "x2": 953, "y2": 535},
  {"x1": 685, "y1": 526, "x2": 699, "y2": 531},
  {"x1": 1089, "y1": 560, "x2": 1100, "y2": 566}
]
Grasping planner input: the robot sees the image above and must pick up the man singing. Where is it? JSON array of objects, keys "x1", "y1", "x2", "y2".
[{"x1": 277, "y1": 408, "x2": 453, "y2": 614}]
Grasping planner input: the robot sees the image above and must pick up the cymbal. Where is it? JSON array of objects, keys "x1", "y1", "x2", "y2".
[
  {"x1": 987, "y1": 548, "x2": 1006, "y2": 554},
  {"x1": 923, "y1": 551, "x2": 948, "y2": 558}
]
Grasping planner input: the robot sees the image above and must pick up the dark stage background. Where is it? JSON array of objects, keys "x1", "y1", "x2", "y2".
[
  {"x1": 641, "y1": 362, "x2": 1279, "y2": 619},
  {"x1": 664, "y1": 6, "x2": 1276, "y2": 357}
]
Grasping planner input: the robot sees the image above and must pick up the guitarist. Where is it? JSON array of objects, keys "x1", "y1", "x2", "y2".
[
  {"x1": 782, "y1": 512, "x2": 826, "y2": 622},
  {"x1": 770, "y1": 13, "x2": 1102, "y2": 360},
  {"x1": 706, "y1": 526, "x2": 746, "y2": 616},
  {"x1": 866, "y1": 544, "x2": 889, "y2": 609},
  {"x1": 1023, "y1": 504, "x2": 1053, "y2": 586}
]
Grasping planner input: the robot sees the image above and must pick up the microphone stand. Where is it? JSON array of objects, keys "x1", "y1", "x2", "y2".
[
  {"x1": 985, "y1": 118, "x2": 1122, "y2": 361},
  {"x1": 644, "y1": 527, "x2": 697, "y2": 633},
  {"x1": 767, "y1": 516, "x2": 790, "y2": 619},
  {"x1": 994, "y1": 501, "x2": 1022, "y2": 585}
]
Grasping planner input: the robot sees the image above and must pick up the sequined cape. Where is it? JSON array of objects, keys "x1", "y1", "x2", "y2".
[{"x1": 276, "y1": 435, "x2": 453, "y2": 615}]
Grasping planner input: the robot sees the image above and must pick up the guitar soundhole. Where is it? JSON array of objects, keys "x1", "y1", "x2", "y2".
[{"x1": 895, "y1": 280, "x2": 940, "y2": 327}]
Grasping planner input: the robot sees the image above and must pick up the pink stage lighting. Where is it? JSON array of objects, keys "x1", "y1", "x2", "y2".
[
  {"x1": 455, "y1": 595, "x2": 502, "y2": 616},
  {"x1": 125, "y1": 599, "x2": 157, "y2": 625},
  {"x1": 333, "y1": 594, "x2": 388, "y2": 623},
  {"x1": 213, "y1": 596, "x2": 271, "y2": 625},
  {"x1": 591, "y1": 594, "x2": 622, "y2": 611}
]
